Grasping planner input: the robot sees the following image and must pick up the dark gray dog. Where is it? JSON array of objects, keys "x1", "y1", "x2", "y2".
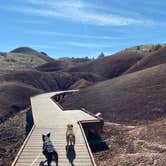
[{"x1": 42, "y1": 133, "x2": 58, "y2": 166}]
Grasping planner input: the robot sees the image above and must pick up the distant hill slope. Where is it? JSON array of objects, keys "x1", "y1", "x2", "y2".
[
  {"x1": 0, "y1": 47, "x2": 55, "y2": 70},
  {"x1": 36, "y1": 45, "x2": 166, "y2": 79},
  {"x1": 0, "y1": 82, "x2": 42, "y2": 123},
  {"x1": 68, "y1": 51, "x2": 146, "y2": 79},
  {"x1": 69, "y1": 79, "x2": 93, "y2": 89},
  {"x1": 10, "y1": 47, "x2": 55, "y2": 62},
  {"x1": 0, "y1": 70, "x2": 103, "y2": 91},
  {"x1": 61, "y1": 63, "x2": 166, "y2": 124},
  {"x1": 36, "y1": 61, "x2": 72, "y2": 72},
  {"x1": 125, "y1": 43, "x2": 166, "y2": 52},
  {"x1": 36, "y1": 58, "x2": 92, "y2": 72},
  {"x1": 125, "y1": 47, "x2": 166, "y2": 73},
  {"x1": 10, "y1": 47, "x2": 42, "y2": 55}
]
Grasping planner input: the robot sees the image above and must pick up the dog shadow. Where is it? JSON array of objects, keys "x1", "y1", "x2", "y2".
[{"x1": 66, "y1": 145, "x2": 76, "y2": 166}]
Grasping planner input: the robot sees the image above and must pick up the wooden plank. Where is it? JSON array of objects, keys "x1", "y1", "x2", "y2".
[{"x1": 11, "y1": 126, "x2": 35, "y2": 166}]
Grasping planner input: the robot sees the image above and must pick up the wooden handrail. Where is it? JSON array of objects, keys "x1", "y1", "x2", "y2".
[
  {"x1": 52, "y1": 93, "x2": 103, "y2": 122},
  {"x1": 51, "y1": 90, "x2": 79, "y2": 110},
  {"x1": 51, "y1": 92, "x2": 103, "y2": 122},
  {"x1": 11, "y1": 125, "x2": 35, "y2": 166},
  {"x1": 78, "y1": 121, "x2": 96, "y2": 166},
  {"x1": 81, "y1": 108, "x2": 103, "y2": 121},
  {"x1": 51, "y1": 96, "x2": 64, "y2": 110}
]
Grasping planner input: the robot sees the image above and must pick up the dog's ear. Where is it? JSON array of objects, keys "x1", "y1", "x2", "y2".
[
  {"x1": 47, "y1": 133, "x2": 51, "y2": 137},
  {"x1": 42, "y1": 134, "x2": 45, "y2": 141}
]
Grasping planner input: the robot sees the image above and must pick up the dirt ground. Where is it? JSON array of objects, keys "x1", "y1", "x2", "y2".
[
  {"x1": 0, "y1": 111, "x2": 27, "y2": 166},
  {"x1": 94, "y1": 118, "x2": 166, "y2": 166}
]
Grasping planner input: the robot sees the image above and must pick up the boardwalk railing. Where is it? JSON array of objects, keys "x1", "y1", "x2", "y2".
[
  {"x1": 78, "y1": 121, "x2": 96, "y2": 166},
  {"x1": 11, "y1": 126, "x2": 35, "y2": 166}
]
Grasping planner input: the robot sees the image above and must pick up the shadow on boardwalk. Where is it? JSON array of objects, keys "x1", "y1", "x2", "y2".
[
  {"x1": 88, "y1": 131, "x2": 109, "y2": 153},
  {"x1": 66, "y1": 145, "x2": 76, "y2": 166}
]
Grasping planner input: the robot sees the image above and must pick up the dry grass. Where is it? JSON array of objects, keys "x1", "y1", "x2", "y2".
[{"x1": 0, "y1": 110, "x2": 27, "y2": 166}]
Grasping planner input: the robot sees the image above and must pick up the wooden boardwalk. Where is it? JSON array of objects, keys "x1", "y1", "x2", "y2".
[{"x1": 12, "y1": 90, "x2": 100, "y2": 166}]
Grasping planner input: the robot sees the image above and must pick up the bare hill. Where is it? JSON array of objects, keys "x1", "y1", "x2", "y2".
[
  {"x1": 10, "y1": 47, "x2": 42, "y2": 55},
  {"x1": 61, "y1": 63, "x2": 166, "y2": 124},
  {"x1": 69, "y1": 79, "x2": 93, "y2": 89},
  {"x1": 0, "y1": 47, "x2": 55, "y2": 70},
  {"x1": 68, "y1": 51, "x2": 146, "y2": 78},
  {"x1": 36, "y1": 58, "x2": 92, "y2": 72},
  {"x1": 10, "y1": 47, "x2": 54, "y2": 63},
  {"x1": 0, "y1": 82, "x2": 42, "y2": 123},
  {"x1": 125, "y1": 43, "x2": 166, "y2": 52},
  {"x1": 0, "y1": 70, "x2": 103, "y2": 91},
  {"x1": 125, "y1": 47, "x2": 166, "y2": 73},
  {"x1": 36, "y1": 61, "x2": 74, "y2": 72},
  {"x1": 0, "y1": 70, "x2": 59, "y2": 91}
]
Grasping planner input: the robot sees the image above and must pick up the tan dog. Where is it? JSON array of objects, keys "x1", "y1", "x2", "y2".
[{"x1": 66, "y1": 124, "x2": 75, "y2": 146}]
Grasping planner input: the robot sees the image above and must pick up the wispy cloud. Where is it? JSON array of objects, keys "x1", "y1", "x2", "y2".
[
  {"x1": 67, "y1": 42, "x2": 110, "y2": 48},
  {"x1": 27, "y1": 40, "x2": 128, "y2": 49},
  {"x1": 65, "y1": 41, "x2": 129, "y2": 48},
  {"x1": 9, "y1": 0, "x2": 154, "y2": 26},
  {"x1": 27, "y1": 41, "x2": 110, "y2": 49},
  {"x1": 28, "y1": 30, "x2": 126, "y2": 40}
]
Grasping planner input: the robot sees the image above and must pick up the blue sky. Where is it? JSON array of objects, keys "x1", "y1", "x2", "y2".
[{"x1": 0, "y1": 0, "x2": 166, "y2": 58}]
